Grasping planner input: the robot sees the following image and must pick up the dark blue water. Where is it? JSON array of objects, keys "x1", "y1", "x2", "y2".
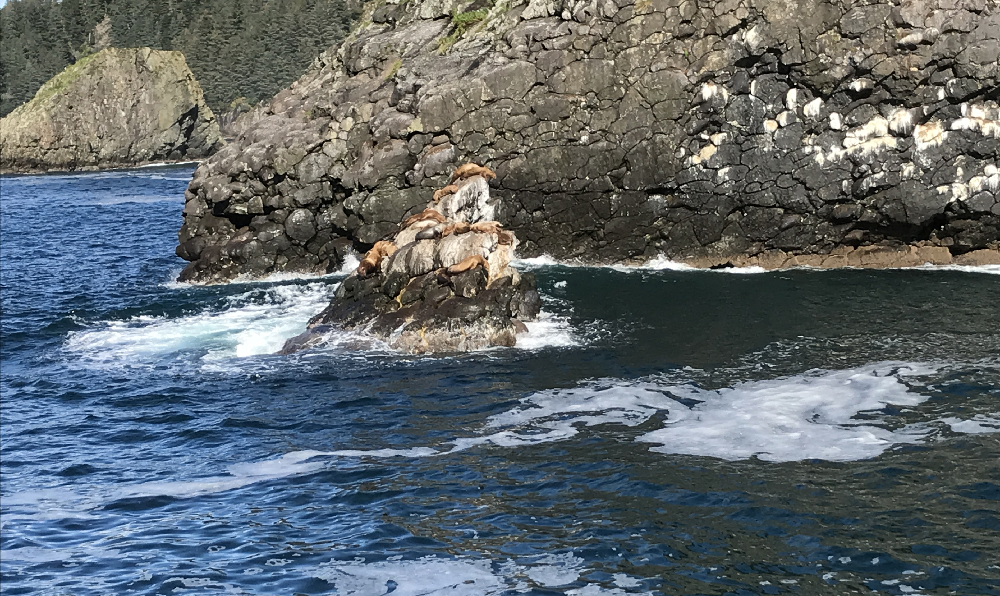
[{"x1": 2, "y1": 166, "x2": 999, "y2": 595}]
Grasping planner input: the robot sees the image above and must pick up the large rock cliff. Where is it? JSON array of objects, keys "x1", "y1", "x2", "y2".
[
  {"x1": 176, "y1": 0, "x2": 999, "y2": 282},
  {"x1": 1, "y1": 48, "x2": 222, "y2": 173}
]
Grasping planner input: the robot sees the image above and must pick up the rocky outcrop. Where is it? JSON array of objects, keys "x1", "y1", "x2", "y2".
[
  {"x1": 177, "y1": 0, "x2": 999, "y2": 282},
  {"x1": 280, "y1": 165, "x2": 540, "y2": 353},
  {"x1": 1, "y1": 48, "x2": 222, "y2": 173}
]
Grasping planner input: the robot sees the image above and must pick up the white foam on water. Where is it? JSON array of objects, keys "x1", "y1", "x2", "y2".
[
  {"x1": 940, "y1": 415, "x2": 1000, "y2": 434},
  {"x1": 217, "y1": 362, "x2": 992, "y2": 465},
  {"x1": 637, "y1": 365, "x2": 934, "y2": 461},
  {"x1": 113, "y1": 450, "x2": 332, "y2": 500},
  {"x1": 137, "y1": 160, "x2": 201, "y2": 168},
  {"x1": 713, "y1": 265, "x2": 769, "y2": 274},
  {"x1": 313, "y1": 554, "x2": 653, "y2": 595},
  {"x1": 524, "y1": 553, "x2": 586, "y2": 586},
  {"x1": 513, "y1": 255, "x2": 565, "y2": 269},
  {"x1": 622, "y1": 256, "x2": 698, "y2": 272},
  {"x1": 338, "y1": 252, "x2": 362, "y2": 274},
  {"x1": 518, "y1": 311, "x2": 579, "y2": 349},
  {"x1": 515, "y1": 254, "x2": 1000, "y2": 275},
  {"x1": 65, "y1": 281, "x2": 335, "y2": 364},
  {"x1": 2, "y1": 451, "x2": 342, "y2": 525},
  {"x1": 470, "y1": 363, "x2": 945, "y2": 462},
  {"x1": 315, "y1": 556, "x2": 505, "y2": 596},
  {"x1": 911, "y1": 263, "x2": 1000, "y2": 275}
]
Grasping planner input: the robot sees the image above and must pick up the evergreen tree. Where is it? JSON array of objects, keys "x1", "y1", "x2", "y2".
[{"x1": 0, "y1": 0, "x2": 359, "y2": 117}]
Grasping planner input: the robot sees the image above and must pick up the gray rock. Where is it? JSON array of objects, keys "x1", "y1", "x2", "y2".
[
  {"x1": 1, "y1": 48, "x2": 222, "y2": 173},
  {"x1": 178, "y1": 0, "x2": 1000, "y2": 283},
  {"x1": 285, "y1": 208, "x2": 317, "y2": 243},
  {"x1": 281, "y1": 173, "x2": 538, "y2": 353}
]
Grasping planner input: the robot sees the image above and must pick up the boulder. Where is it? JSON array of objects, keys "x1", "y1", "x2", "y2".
[
  {"x1": 1, "y1": 48, "x2": 222, "y2": 173},
  {"x1": 281, "y1": 167, "x2": 540, "y2": 354}
]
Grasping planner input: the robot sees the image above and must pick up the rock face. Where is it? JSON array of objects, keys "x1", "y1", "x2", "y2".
[
  {"x1": 177, "y1": 0, "x2": 999, "y2": 282},
  {"x1": 1, "y1": 48, "x2": 222, "y2": 173},
  {"x1": 281, "y1": 167, "x2": 541, "y2": 353}
]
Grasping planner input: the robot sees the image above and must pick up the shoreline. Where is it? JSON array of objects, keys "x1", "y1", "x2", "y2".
[
  {"x1": 672, "y1": 245, "x2": 1000, "y2": 271},
  {"x1": 516, "y1": 245, "x2": 1000, "y2": 273},
  {"x1": 0, "y1": 158, "x2": 202, "y2": 176},
  {"x1": 174, "y1": 245, "x2": 1000, "y2": 288}
]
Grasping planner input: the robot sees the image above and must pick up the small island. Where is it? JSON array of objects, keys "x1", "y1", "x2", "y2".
[{"x1": 0, "y1": 47, "x2": 223, "y2": 174}]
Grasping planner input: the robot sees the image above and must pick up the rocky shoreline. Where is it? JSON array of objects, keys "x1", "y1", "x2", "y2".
[
  {"x1": 1, "y1": 159, "x2": 206, "y2": 176},
  {"x1": 677, "y1": 244, "x2": 1000, "y2": 270},
  {"x1": 174, "y1": 0, "x2": 998, "y2": 284}
]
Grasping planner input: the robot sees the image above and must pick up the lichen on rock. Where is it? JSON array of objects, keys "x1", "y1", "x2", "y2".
[
  {"x1": 281, "y1": 165, "x2": 540, "y2": 354},
  {"x1": 1, "y1": 48, "x2": 223, "y2": 173},
  {"x1": 177, "y1": 0, "x2": 999, "y2": 282}
]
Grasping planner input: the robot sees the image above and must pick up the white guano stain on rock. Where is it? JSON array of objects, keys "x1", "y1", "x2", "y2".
[
  {"x1": 700, "y1": 82, "x2": 728, "y2": 103},
  {"x1": 888, "y1": 109, "x2": 915, "y2": 135},
  {"x1": 803, "y1": 97, "x2": 823, "y2": 118},
  {"x1": 914, "y1": 120, "x2": 948, "y2": 151},
  {"x1": 951, "y1": 102, "x2": 1000, "y2": 138}
]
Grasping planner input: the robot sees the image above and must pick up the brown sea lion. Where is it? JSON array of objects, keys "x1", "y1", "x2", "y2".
[
  {"x1": 432, "y1": 184, "x2": 459, "y2": 203},
  {"x1": 497, "y1": 230, "x2": 515, "y2": 245},
  {"x1": 450, "y1": 163, "x2": 496, "y2": 183},
  {"x1": 446, "y1": 254, "x2": 488, "y2": 275},
  {"x1": 355, "y1": 240, "x2": 397, "y2": 277},
  {"x1": 400, "y1": 209, "x2": 446, "y2": 230},
  {"x1": 470, "y1": 221, "x2": 503, "y2": 235},
  {"x1": 441, "y1": 221, "x2": 471, "y2": 237}
]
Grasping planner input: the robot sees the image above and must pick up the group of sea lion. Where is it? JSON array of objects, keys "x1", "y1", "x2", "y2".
[
  {"x1": 281, "y1": 161, "x2": 541, "y2": 354},
  {"x1": 354, "y1": 163, "x2": 507, "y2": 279}
]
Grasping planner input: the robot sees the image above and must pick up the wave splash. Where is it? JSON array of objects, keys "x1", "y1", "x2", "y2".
[
  {"x1": 64, "y1": 282, "x2": 336, "y2": 363},
  {"x1": 65, "y1": 275, "x2": 576, "y2": 366}
]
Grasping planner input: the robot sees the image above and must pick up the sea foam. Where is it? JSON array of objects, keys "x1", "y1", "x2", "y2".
[{"x1": 64, "y1": 281, "x2": 336, "y2": 364}]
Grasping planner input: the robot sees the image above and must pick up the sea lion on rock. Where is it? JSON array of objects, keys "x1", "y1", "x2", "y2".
[
  {"x1": 450, "y1": 163, "x2": 496, "y2": 184},
  {"x1": 355, "y1": 240, "x2": 397, "y2": 277},
  {"x1": 446, "y1": 254, "x2": 488, "y2": 275},
  {"x1": 415, "y1": 224, "x2": 444, "y2": 240},
  {"x1": 470, "y1": 221, "x2": 503, "y2": 235},
  {"x1": 432, "y1": 184, "x2": 459, "y2": 203},
  {"x1": 497, "y1": 230, "x2": 515, "y2": 245},
  {"x1": 441, "y1": 221, "x2": 471, "y2": 237},
  {"x1": 400, "y1": 208, "x2": 446, "y2": 230}
]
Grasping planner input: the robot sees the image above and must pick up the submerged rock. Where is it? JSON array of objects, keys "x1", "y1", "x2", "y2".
[
  {"x1": 0, "y1": 48, "x2": 222, "y2": 173},
  {"x1": 281, "y1": 167, "x2": 540, "y2": 354},
  {"x1": 178, "y1": 0, "x2": 999, "y2": 282}
]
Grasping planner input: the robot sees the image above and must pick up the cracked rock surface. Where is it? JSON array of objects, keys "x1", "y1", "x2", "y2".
[
  {"x1": 1, "y1": 48, "x2": 223, "y2": 173},
  {"x1": 280, "y1": 172, "x2": 541, "y2": 354},
  {"x1": 177, "y1": 0, "x2": 999, "y2": 283}
]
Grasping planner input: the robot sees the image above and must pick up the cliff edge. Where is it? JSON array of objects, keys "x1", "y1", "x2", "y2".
[
  {"x1": 1, "y1": 48, "x2": 223, "y2": 173},
  {"x1": 177, "y1": 0, "x2": 999, "y2": 282}
]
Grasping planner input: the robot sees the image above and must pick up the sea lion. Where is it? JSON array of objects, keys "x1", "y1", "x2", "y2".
[
  {"x1": 450, "y1": 163, "x2": 496, "y2": 184},
  {"x1": 400, "y1": 209, "x2": 446, "y2": 230},
  {"x1": 432, "y1": 184, "x2": 459, "y2": 203},
  {"x1": 441, "y1": 221, "x2": 471, "y2": 237},
  {"x1": 470, "y1": 221, "x2": 503, "y2": 235},
  {"x1": 497, "y1": 230, "x2": 515, "y2": 245},
  {"x1": 355, "y1": 240, "x2": 397, "y2": 277},
  {"x1": 415, "y1": 224, "x2": 444, "y2": 240},
  {"x1": 446, "y1": 254, "x2": 488, "y2": 275}
]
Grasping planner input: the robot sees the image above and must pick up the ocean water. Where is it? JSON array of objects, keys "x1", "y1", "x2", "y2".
[{"x1": 1, "y1": 165, "x2": 999, "y2": 596}]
